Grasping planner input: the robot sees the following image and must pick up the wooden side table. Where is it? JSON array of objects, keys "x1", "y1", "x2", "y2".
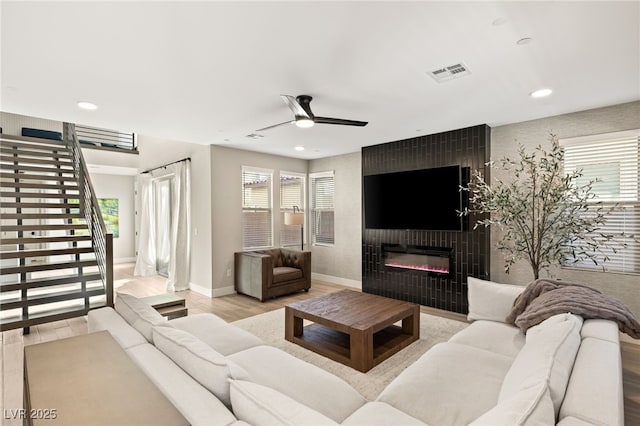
[
  {"x1": 141, "y1": 293, "x2": 188, "y2": 319},
  {"x1": 23, "y1": 331, "x2": 188, "y2": 425}
]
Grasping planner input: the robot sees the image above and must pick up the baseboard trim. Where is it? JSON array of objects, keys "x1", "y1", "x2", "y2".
[
  {"x1": 212, "y1": 285, "x2": 236, "y2": 298},
  {"x1": 311, "y1": 273, "x2": 361, "y2": 289},
  {"x1": 114, "y1": 257, "x2": 136, "y2": 264},
  {"x1": 189, "y1": 282, "x2": 212, "y2": 298}
]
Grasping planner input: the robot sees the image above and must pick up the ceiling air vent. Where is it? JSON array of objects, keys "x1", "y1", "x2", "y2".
[
  {"x1": 245, "y1": 133, "x2": 265, "y2": 139},
  {"x1": 428, "y1": 62, "x2": 472, "y2": 83}
]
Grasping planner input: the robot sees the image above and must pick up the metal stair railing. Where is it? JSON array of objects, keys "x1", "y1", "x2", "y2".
[{"x1": 63, "y1": 122, "x2": 113, "y2": 307}]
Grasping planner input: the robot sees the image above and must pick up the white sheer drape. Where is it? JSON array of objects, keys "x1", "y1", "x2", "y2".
[
  {"x1": 134, "y1": 160, "x2": 191, "y2": 291},
  {"x1": 133, "y1": 173, "x2": 157, "y2": 276},
  {"x1": 167, "y1": 161, "x2": 191, "y2": 291}
]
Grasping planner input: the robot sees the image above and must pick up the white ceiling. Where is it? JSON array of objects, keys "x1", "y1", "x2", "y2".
[{"x1": 2, "y1": 1, "x2": 639, "y2": 160}]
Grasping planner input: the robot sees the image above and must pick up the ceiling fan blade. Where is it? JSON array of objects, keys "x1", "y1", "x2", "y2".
[
  {"x1": 281, "y1": 95, "x2": 311, "y2": 119},
  {"x1": 314, "y1": 116, "x2": 368, "y2": 127},
  {"x1": 255, "y1": 120, "x2": 294, "y2": 132}
]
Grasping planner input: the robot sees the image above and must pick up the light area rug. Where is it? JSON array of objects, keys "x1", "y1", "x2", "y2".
[{"x1": 232, "y1": 308, "x2": 468, "y2": 400}]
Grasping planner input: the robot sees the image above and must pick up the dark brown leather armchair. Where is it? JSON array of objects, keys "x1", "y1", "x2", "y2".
[{"x1": 234, "y1": 248, "x2": 311, "y2": 302}]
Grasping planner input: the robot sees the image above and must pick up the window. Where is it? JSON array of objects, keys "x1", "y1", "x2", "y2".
[
  {"x1": 310, "y1": 171, "x2": 335, "y2": 245},
  {"x1": 560, "y1": 130, "x2": 640, "y2": 274},
  {"x1": 242, "y1": 167, "x2": 273, "y2": 249},
  {"x1": 280, "y1": 172, "x2": 305, "y2": 248}
]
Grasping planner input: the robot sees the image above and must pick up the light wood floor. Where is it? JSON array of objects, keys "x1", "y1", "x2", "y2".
[{"x1": 2, "y1": 263, "x2": 639, "y2": 425}]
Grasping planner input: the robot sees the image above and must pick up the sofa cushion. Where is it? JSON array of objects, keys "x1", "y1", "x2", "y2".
[
  {"x1": 88, "y1": 307, "x2": 148, "y2": 350},
  {"x1": 115, "y1": 293, "x2": 167, "y2": 342},
  {"x1": 169, "y1": 313, "x2": 263, "y2": 356},
  {"x1": 152, "y1": 326, "x2": 248, "y2": 408},
  {"x1": 467, "y1": 277, "x2": 525, "y2": 323},
  {"x1": 228, "y1": 345, "x2": 366, "y2": 423},
  {"x1": 229, "y1": 379, "x2": 338, "y2": 426},
  {"x1": 499, "y1": 313, "x2": 583, "y2": 415},
  {"x1": 558, "y1": 337, "x2": 624, "y2": 426},
  {"x1": 470, "y1": 382, "x2": 555, "y2": 426},
  {"x1": 448, "y1": 320, "x2": 525, "y2": 359},
  {"x1": 273, "y1": 266, "x2": 303, "y2": 284},
  {"x1": 126, "y1": 343, "x2": 237, "y2": 426},
  {"x1": 377, "y1": 342, "x2": 514, "y2": 425},
  {"x1": 262, "y1": 249, "x2": 283, "y2": 267},
  {"x1": 580, "y1": 319, "x2": 620, "y2": 343},
  {"x1": 342, "y1": 402, "x2": 425, "y2": 426}
]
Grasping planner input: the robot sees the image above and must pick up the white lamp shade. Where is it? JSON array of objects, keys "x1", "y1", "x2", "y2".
[{"x1": 284, "y1": 212, "x2": 304, "y2": 226}]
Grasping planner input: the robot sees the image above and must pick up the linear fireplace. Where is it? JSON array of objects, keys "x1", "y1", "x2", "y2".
[{"x1": 383, "y1": 244, "x2": 452, "y2": 276}]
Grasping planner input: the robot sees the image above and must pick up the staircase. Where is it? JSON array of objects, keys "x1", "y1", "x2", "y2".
[{"x1": 1, "y1": 124, "x2": 113, "y2": 332}]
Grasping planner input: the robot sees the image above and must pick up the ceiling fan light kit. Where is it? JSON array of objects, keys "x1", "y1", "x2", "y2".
[
  {"x1": 256, "y1": 94, "x2": 368, "y2": 132},
  {"x1": 295, "y1": 117, "x2": 315, "y2": 128}
]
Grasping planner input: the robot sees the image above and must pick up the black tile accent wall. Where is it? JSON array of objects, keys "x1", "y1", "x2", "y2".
[{"x1": 362, "y1": 124, "x2": 491, "y2": 314}]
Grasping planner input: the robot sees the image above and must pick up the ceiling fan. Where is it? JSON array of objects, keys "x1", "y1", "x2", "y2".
[{"x1": 256, "y1": 95, "x2": 368, "y2": 132}]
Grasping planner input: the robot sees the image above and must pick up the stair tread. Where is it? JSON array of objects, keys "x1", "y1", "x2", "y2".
[
  {"x1": 1, "y1": 213, "x2": 83, "y2": 219},
  {"x1": 0, "y1": 155, "x2": 74, "y2": 167},
  {"x1": 0, "y1": 172, "x2": 78, "y2": 182},
  {"x1": 0, "y1": 259, "x2": 98, "y2": 275},
  {"x1": 0, "y1": 224, "x2": 87, "y2": 232},
  {"x1": 0, "y1": 191, "x2": 81, "y2": 199},
  {"x1": 0, "y1": 235, "x2": 92, "y2": 245},
  {"x1": 0, "y1": 272, "x2": 103, "y2": 292},
  {"x1": 0, "y1": 246, "x2": 94, "y2": 260},
  {"x1": 0, "y1": 300, "x2": 107, "y2": 331},
  {"x1": 0, "y1": 140, "x2": 71, "y2": 152},
  {"x1": 1, "y1": 286, "x2": 104, "y2": 308},
  {"x1": 0, "y1": 202, "x2": 79, "y2": 209},
  {"x1": 0, "y1": 147, "x2": 71, "y2": 159},
  {"x1": 0, "y1": 164, "x2": 76, "y2": 174},
  {"x1": 0, "y1": 181, "x2": 79, "y2": 190},
  {"x1": 0, "y1": 134, "x2": 67, "y2": 147}
]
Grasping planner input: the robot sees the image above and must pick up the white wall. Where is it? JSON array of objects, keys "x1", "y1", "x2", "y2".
[
  {"x1": 210, "y1": 145, "x2": 307, "y2": 295},
  {"x1": 309, "y1": 152, "x2": 362, "y2": 287},
  {"x1": 136, "y1": 134, "x2": 213, "y2": 296},
  {"x1": 1, "y1": 111, "x2": 62, "y2": 135},
  {"x1": 90, "y1": 173, "x2": 136, "y2": 262},
  {"x1": 491, "y1": 101, "x2": 640, "y2": 316}
]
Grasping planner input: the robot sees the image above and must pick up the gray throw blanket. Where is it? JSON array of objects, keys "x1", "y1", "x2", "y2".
[{"x1": 506, "y1": 278, "x2": 640, "y2": 339}]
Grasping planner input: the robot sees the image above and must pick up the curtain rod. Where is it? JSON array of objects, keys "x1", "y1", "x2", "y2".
[{"x1": 141, "y1": 157, "x2": 191, "y2": 174}]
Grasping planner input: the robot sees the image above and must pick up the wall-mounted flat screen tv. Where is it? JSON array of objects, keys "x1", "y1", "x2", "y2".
[{"x1": 364, "y1": 165, "x2": 467, "y2": 231}]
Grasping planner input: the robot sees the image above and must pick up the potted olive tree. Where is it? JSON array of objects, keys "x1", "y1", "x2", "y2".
[{"x1": 461, "y1": 133, "x2": 629, "y2": 279}]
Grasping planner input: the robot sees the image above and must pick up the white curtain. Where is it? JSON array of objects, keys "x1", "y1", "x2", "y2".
[
  {"x1": 133, "y1": 173, "x2": 157, "y2": 276},
  {"x1": 167, "y1": 161, "x2": 191, "y2": 291},
  {"x1": 134, "y1": 160, "x2": 191, "y2": 291}
]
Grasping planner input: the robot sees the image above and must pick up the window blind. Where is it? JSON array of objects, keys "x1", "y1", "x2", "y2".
[
  {"x1": 310, "y1": 171, "x2": 335, "y2": 245},
  {"x1": 280, "y1": 172, "x2": 305, "y2": 247},
  {"x1": 241, "y1": 167, "x2": 273, "y2": 249},
  {"x1": 561, "y1": 130, "x2": 639, "y2": 274}
]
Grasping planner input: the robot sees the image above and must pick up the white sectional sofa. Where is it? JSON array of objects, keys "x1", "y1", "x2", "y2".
[{"x1": 87, "y1": 278, "x2": 624, "y2": 425}]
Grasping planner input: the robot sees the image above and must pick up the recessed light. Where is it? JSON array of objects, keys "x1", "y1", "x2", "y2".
[
  {"x1": 77, "y1": 101, "x2": 98, "y2": 110},
  {"x1": 530, "y1": 88, "x2": 553, "y2": 98},
  {"x1": 516, "y1": 37, "x2": 533, "y2": 45},
  {"x1": 294, "y1": 146, "x2": 305, "y2": 151},
  {"x1": 492, "y1": 17, "x2": 508, "y2": 26}
]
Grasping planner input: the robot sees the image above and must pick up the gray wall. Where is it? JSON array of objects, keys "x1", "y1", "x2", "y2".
[
  {"x1": 491, "y1": 101, "x2": 640, "y2": 316},
  {"x1": 309, "y1": 151, "x2": 362, "y2": 286},
  {"x1": 210, "y1": 145, "x2": 308, "y2": 295}
]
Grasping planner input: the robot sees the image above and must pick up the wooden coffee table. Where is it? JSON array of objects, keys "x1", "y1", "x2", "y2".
[{"x1": 285, "y1": 290, "x2": 420, "y2": 372}]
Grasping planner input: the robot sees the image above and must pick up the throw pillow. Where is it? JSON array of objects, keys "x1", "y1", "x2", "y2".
[
  {"x1": 114, "y1": 293, "x2": 166, "y2": 342},
  {"x1": 470, "y1": 382, "x2": 554, "y2": 425},
  {"x1": 467, "y1": 277, "x2": 525, "y2": 323},
  {"x1": 229, "y1": 379, "x2": 338, "y2": 426},
  {"x1": 152, "y1": 326, "x2": 248, "y2": 408},
  {"x1": 499, "y1": 313, "x2": 583, "y2": 416}
]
